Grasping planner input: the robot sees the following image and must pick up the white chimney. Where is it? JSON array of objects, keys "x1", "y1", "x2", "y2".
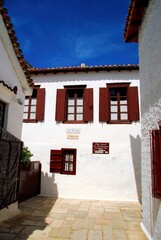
[{"x1": 81, "y1": 63, "x2": 85, "y2": 68}]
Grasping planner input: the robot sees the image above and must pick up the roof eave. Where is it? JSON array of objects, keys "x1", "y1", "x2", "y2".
[
  {"x1": 29, "y1": 64, "x2": 139, "y2": 75},
  {"x1": 124, "y1": 0, "x2": 149, "y2": 43}
]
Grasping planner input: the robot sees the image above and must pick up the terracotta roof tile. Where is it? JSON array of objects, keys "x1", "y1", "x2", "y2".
[
  {"x1": 0, "y1": 80, "x2": 18, "y2": 94},
  {"x1": 30, "y1": 64, "x2": 139, "y2": 74},
  {"x1": 0, "y1": 1, "x2": 34, "y2": 87},
  {"x1": 124, "y1": 0, "x2": 149, "y2": 42}
]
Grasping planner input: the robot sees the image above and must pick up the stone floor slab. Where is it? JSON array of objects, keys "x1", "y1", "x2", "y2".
[{"x1": 0, "y1": 196, "x2": 147, "y2": 240}]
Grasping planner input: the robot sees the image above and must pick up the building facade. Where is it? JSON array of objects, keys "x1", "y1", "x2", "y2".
[
  {"x1": 125, "y1": 0, "x2": 161, "y2": 239},
  {"x1": 0, "y1": 3, "x2": 33, "y2": 222},
  {"x1": 22, "y1": 65, "x2": 141, "y2": 201}
]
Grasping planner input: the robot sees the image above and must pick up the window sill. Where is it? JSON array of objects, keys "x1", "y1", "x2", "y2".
[
  {"x1": 61, "y1": 171, "x2": 76, "y2": 175},
  {"x1": 23, "y1": 120, "x2": 37, "y2": 123},
  {"x1": 64, "y1": 121, "x2": 87, "y2": 124},
  {"x1": 108, "y1": 120, "x2": 132, "y2": 124}
]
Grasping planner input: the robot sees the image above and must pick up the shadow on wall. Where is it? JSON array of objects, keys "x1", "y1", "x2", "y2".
[
  {"x1": 41, "y1": 172, "x2": 58, "y2": 198},
  {"x1": 0, "y1": 172, "x2": 58, "y2": 239},
  {"x1": 130, "y1": 135, "x2": 142, "y2": 202}
]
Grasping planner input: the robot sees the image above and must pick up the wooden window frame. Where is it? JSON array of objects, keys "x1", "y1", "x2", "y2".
[
  {"x1": 50, "y1": 148, "x2": 77, "y2": 175},
  {"x1": 23, "y1": 96, "x2": 37, "y2": 123},
  {"x1": 62, "y1": 148, "x2": 76, "y2": 175},
  {"x1": 107, "y1": 83, "x2": 130, "y2": 124},
  {"x1": 99, "y1": 83, "x2": 139, "y2": 123},
  {"x1": 55, "y1": 86, "x2": 93, "y2": 123},
  {"x1": 23, "y1": 87, "x2": 45, "y2": 123},
  {"x1": 66, "y1": 88, "x2": 84, "y2": 123},
  {"x1": 150, "y1": 130, "x2": 161, "y2": 199}
]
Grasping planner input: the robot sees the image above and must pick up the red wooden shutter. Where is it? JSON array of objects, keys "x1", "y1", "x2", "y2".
[
  {"x1": 151, "y1": 130, "x2": 161, "y2": 198},
  {"x1": 50, "y1": 150, "x2": 62, "y2": 173},
  {"x1": 55, "y1": 89, "x2": 66, "y2": 121},
  {"x1": 83, "y1": 88, "x2": 93, "y2": 122},
  {"x1": 99, "y1": 88, "x2": 110, "y2": 122},
  {"x1": 128, "y1": 87, "x2": 139, "y2": 121},
  {"x1": 36, "y1": 88, "x2": 45, "y2": 121}
]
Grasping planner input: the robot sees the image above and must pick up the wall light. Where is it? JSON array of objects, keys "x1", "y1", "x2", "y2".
[{"x1": 17, "y1": 98, "x2": 23, "y2": 105}]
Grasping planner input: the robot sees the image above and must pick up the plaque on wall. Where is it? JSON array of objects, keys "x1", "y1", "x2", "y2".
[{"x1": 92, "y1": 142, "x2": 109, "y2": 154}]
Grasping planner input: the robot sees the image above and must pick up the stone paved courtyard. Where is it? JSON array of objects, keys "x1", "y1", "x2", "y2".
[{"x1": 0, "y1": 196, "x2": 147, "y2": 240}]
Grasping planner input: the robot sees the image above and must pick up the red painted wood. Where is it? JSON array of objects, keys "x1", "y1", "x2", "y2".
[
  {"x1": 50, "y1": 150, "x2": 62, "y2": 173},
  {"x1": 62, "y1": 148, "x2": 77, "y2": 175},
  {"x1": 36, "y1": 88, "x2": 45, "y2": 121},
  {"x1": 55, "y1": 89, "x2": 66, "y2": 121},
  {"x1": 128, "y1": 86, "x2": 139, "y2": 121},
  {"x1": 99, "y1": 88, "x2": 109, "y2": 122},
  {"x1": 151, "y1": 130, "x2": 161, "y2": 199},
  {"x1": 83, "y1": 88, "x2": 93, "y2": 122}
]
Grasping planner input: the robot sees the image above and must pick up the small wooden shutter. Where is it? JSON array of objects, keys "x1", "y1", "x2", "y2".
[
  {"x1": 83, "y1": 88, "x2": 93, "y2": 122},
  {"x1": 128, "y1": 87, "x2": 139, "y2": 121},
  {"x1": 36, "y1": 88, "x2": 45, "y2": 121},
  {"x1": 99, "y1": 88, "x2": 110, "y2": 122},
  {"x1": 151, "y1": 130, "x2": 161, "y2": 199},
  {"x1": 55, "y1": 89, "x2": 66, "y2": 121},
  {"x1": 50, "y1": 150, "x2": 62, "y2": 173}
]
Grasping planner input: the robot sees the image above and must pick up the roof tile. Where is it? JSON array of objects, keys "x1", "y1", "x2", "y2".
[
  {"x1": 124, "y1": 0, "x2": 149, "y2": 42},
  {"x1": 0, "y1": 1, "x2": 34, "y2": 87},
  {"x1": 30, "y1": 64, "x2": 139, "y2": 74}
]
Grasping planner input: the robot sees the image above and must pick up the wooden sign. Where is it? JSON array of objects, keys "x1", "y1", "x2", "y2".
[{"x1": 92, "y1": 142, "x2": 109, "y2": 154}]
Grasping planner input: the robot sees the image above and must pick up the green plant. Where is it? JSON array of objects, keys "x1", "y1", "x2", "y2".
[{"x1": 21, "y1": 146, "x2": 33, "y2": 165}]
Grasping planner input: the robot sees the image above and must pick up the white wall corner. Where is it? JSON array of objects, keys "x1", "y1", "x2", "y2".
[{"x1": 141, "y1": 222, "x2": 152, "y2": 240}]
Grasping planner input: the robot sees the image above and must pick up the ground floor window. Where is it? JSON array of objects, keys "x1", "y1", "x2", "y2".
[
  {"x1": 50, "y1": 148, "x2": 77, "y2": 175},
  {"x1": 150, "y1": 130, "x2": 161, "y2": 199}
]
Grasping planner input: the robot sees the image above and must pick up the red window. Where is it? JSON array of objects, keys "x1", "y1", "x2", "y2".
[
  {"x1": 55, "y1": 86, "x2": 93, "y2": 123},
  {"x1": 109, "y1": 87, "x2": 128, "y2": 121},
  {"x1": 0, "y1": 100, "x2": 6, "y2": 128},
  {"x1": 99, "y1": 83, "x2": 139, "y2": 123},
  {"x1": 150, "y1": 130, "x2": 161, "y2": 199},
  {"x1": 23, "y1": 87, "x2": 45, "y2": 122},
  {"x1": 50, "y1": 148, "x2": 77, "y2": 175},
  {"x1": 67, "y1": 89, "x2": 83, "y2": 121}
]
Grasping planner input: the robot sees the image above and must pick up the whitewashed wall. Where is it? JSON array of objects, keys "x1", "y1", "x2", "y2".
[
  {"x1": 139, "y1": 0, "x2": 161, "y2": 239},
  {"x1": 0, "y1": 15, "x2": 31, "y2": 138},
  {"x1": 22, "y1": 70, "x2": 141, "y2": 201},
  {"x1": 0, "y1": 15, "x2": 32, "y2": 222}
]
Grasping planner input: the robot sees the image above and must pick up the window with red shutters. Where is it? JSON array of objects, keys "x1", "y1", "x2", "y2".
[
  {"x1": 50, "y1": 148, "x2": 77, "y2": 175},
  {"x1": 99, "y1": 83, "x2": 139, "y2": 123},
  {"x1": 50, "y1": 150, "x2": 62, "y2": 173},
  {"x1": 55, "y1": 86, "x2": 93, "y2": 123},
  {"x1": 23, "y1": 87, "x2": 45, "y2": 122},
  {"x1": 150, "y1": 130, "x2": 161, "y2": 199}
]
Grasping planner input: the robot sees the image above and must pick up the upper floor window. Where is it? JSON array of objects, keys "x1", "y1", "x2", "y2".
[
  {"x1": 23, "y1": 87, "x2": 45, "y2": 123},
  {"x1": 0, "y1": 100, "x2": 6, "y2": 128},
  {"x1": 23, "y1": 89, "x2": 37, "y2": 121},
  {"x1": 109, "y1": 87, "x2": 128, "y2": 121},
  {"x1": 55, "y1": 86, "x2": 93, "y2": 123},
  {"x1": 67, "y1": 89, "x2": 83, "y2": 121},
  {"x1": 99, "y1": 83, "x2": 139, "y2": 123}
]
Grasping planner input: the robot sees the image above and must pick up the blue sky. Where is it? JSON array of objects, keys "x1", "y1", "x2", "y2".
[{"x1": 5, "y1": 0, "x2": 138, "y2": 68}]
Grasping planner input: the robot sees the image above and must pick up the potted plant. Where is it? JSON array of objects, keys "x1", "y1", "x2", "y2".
[{"x1": 21, "y1": 146, "x2": 33, "y2": 169}]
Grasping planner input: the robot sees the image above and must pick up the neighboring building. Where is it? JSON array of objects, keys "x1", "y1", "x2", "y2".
[
  {"x1": 124, "y1": 0, "x2": 161, "y2": 239},
  {"x1": 22, "y1": 64, "x2": 141, "y2": 201},
  {"x1": 0, "y1": 2, "x2": 33, "y2": 222}
]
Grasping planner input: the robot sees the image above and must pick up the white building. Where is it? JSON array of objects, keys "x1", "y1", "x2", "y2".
[
  {"x1": 0, "y1": 3, "x2": 32, "y2": 221},
  {"x1": 22, "y1": 64, "x2": 141, "y2": 201},
  {"x1": 124, "y1": 0, "x2": 161, "y2": 239}
]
